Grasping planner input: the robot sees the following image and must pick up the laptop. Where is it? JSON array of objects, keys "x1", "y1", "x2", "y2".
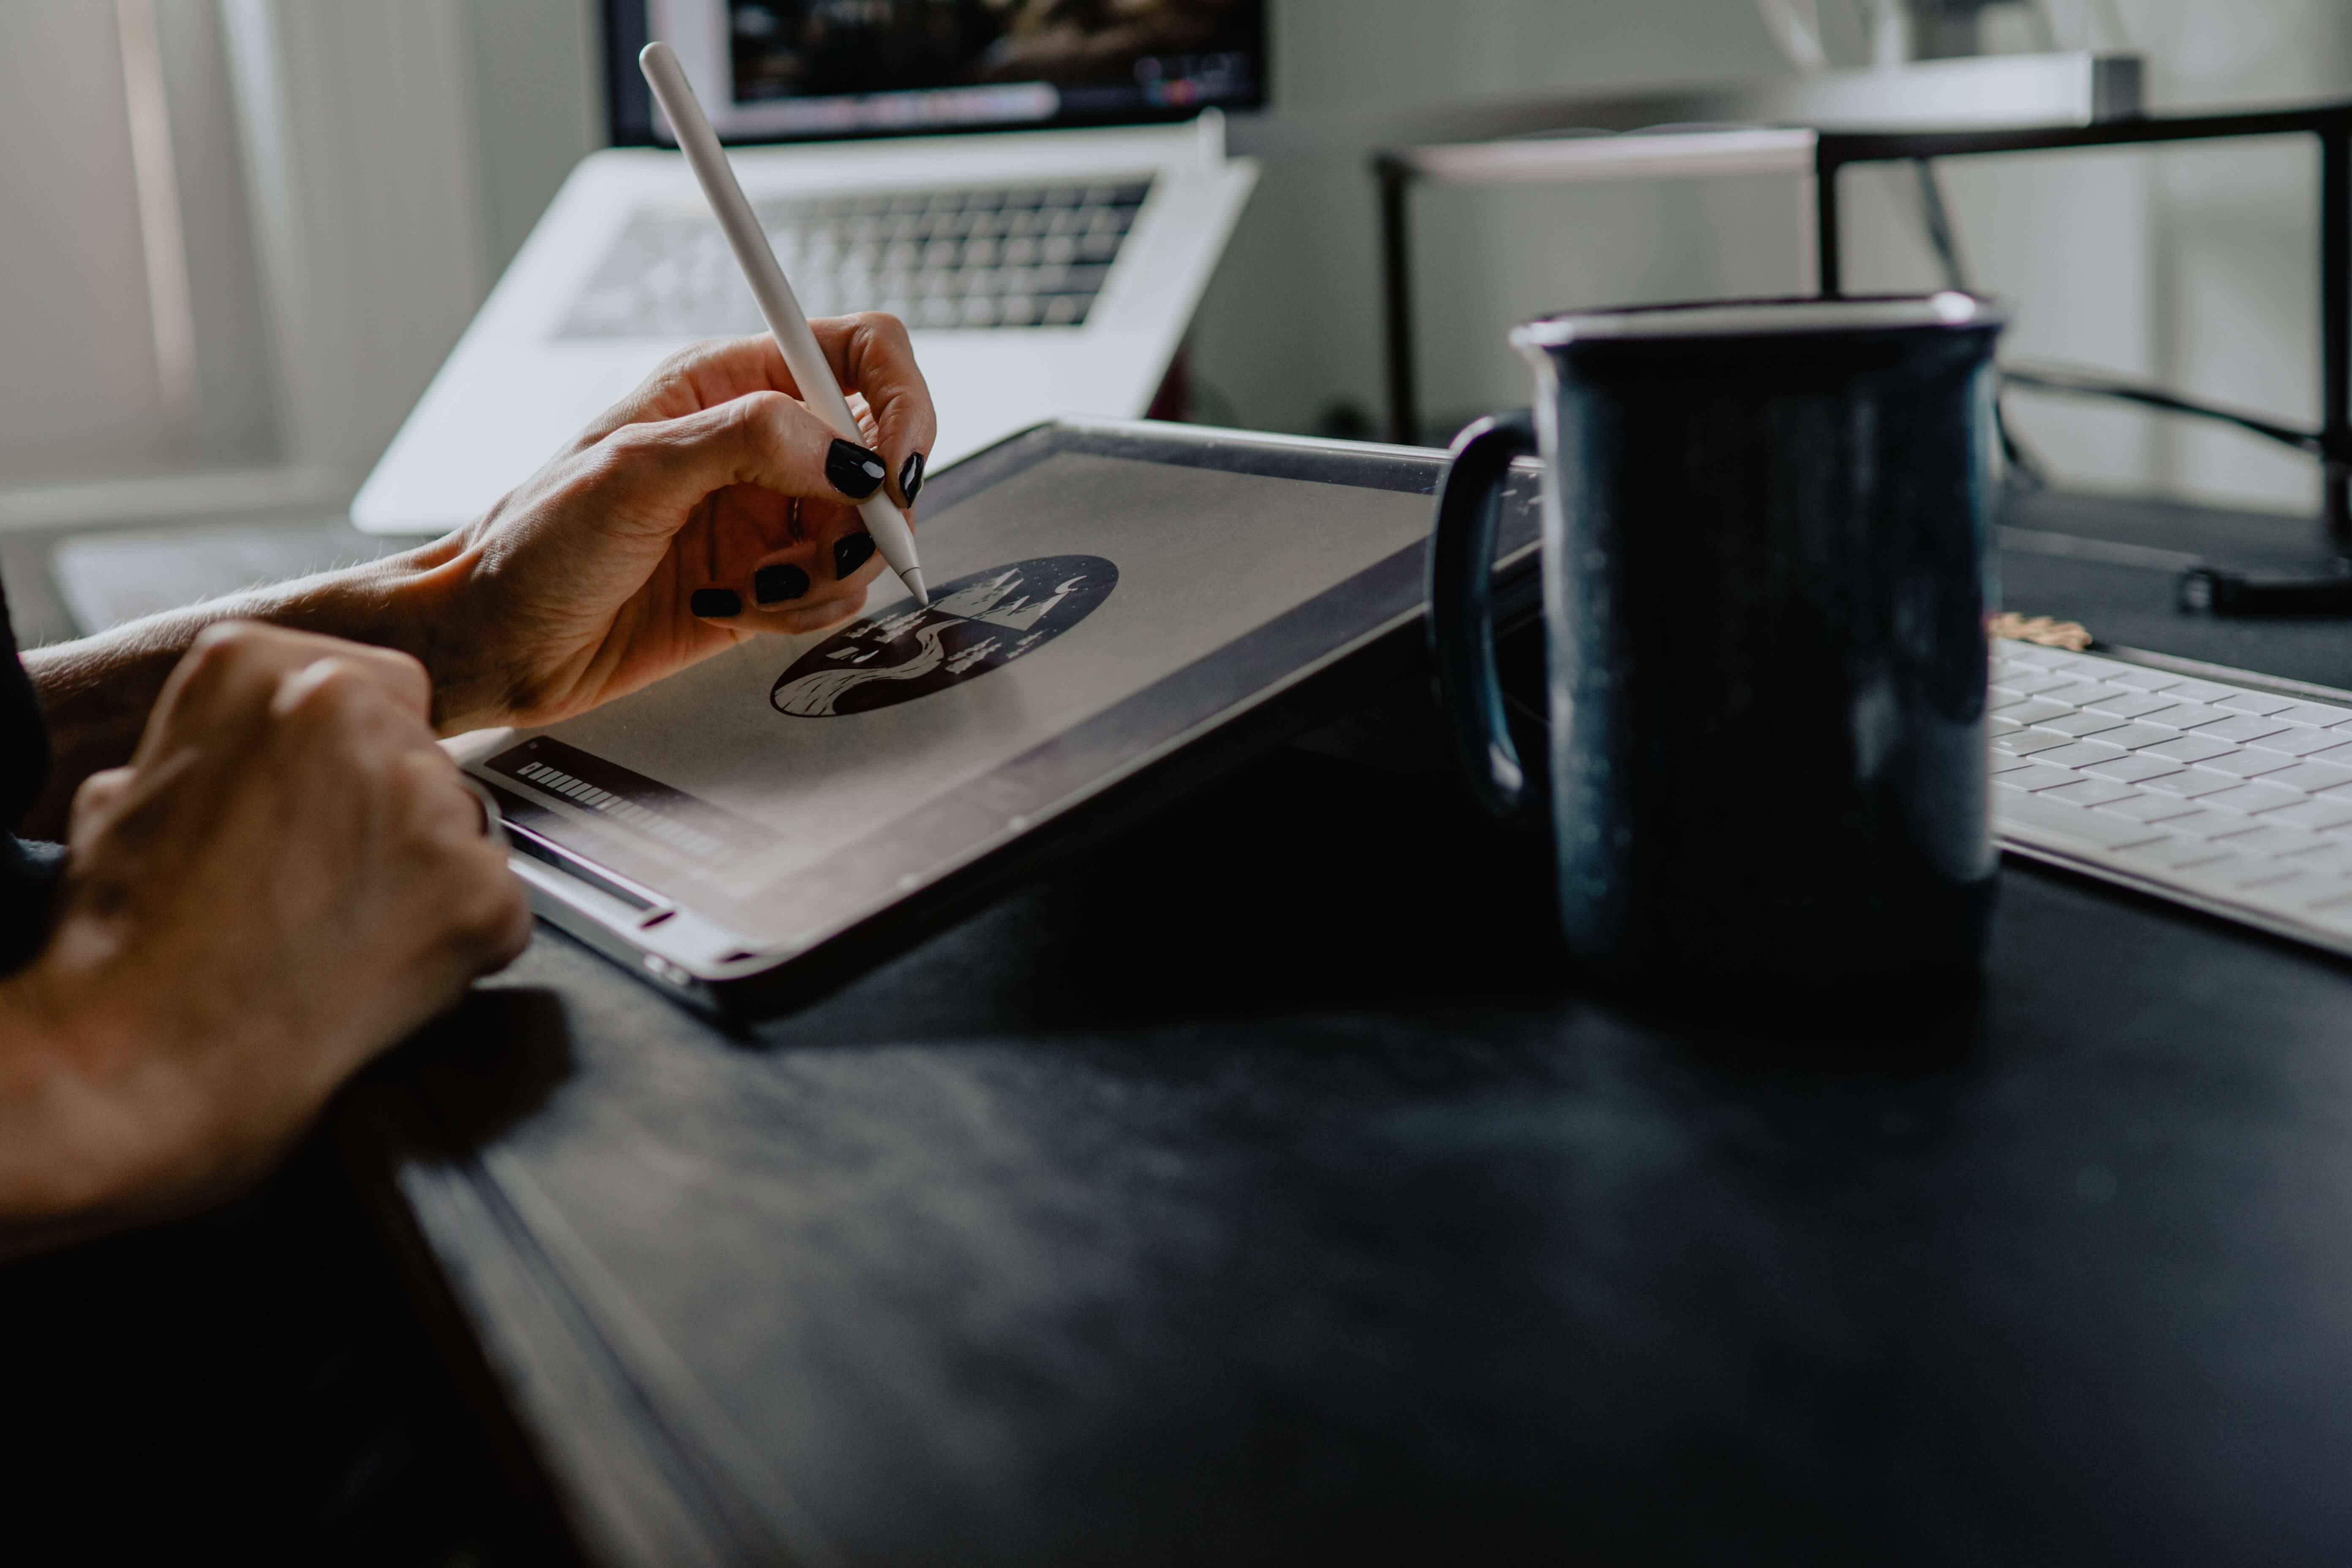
[{"x1": 349, "y1": 0, "x2": 1264, "y2": 536}]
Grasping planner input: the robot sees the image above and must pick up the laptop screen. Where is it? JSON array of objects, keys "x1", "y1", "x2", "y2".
[{"x1": 607, "y1": 1, "x2": 1268, "y2": 147}]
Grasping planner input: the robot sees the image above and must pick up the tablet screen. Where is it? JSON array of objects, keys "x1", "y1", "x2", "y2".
[{"x1": 454, "y1": 425, "x2": 1485, "y2": 969}]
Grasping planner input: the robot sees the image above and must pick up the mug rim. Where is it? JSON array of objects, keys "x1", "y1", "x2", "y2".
[{"x1": 1514, "y1": 291, "x2": 2005, "y2": 348}]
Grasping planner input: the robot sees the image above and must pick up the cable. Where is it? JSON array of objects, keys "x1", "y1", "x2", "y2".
[
  {"x1": 1911, "y1": 157, "x2": 2051, "y2": 487},
  {"x1": 1913, "y1": 158, "x2": 1972, "y2": 292},
  {"x1": 1999, "y1": 364, "x2": 2329, "y2": 458}
]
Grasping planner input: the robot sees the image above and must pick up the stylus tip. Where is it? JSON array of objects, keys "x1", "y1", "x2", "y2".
[{"x1": 903, "y1": 568, "x2": 929, "y2": 607}]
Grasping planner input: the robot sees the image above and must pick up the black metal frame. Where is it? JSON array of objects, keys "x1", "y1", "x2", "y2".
[
  {"x1": 1813, "y1": 106, "x2": 2352, "y2": 559},
  {"x1": 1377, "y1": 101, "x2": 2352, "y2": 607}
]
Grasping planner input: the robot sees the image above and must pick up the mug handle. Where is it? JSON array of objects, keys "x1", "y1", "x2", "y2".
[{"x1": 1426, "y1": 409, "x2": 1545, "y2": 827}]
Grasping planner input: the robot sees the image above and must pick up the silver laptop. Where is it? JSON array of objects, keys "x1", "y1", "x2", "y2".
[{"x1": 350, "y1": 0, "x2": 1263, "y2": 536}]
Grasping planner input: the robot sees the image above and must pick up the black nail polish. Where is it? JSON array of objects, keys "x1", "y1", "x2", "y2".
[
  {"x1": 826, "y1": 439, "x2": 888, "y2": 500},
  {"x1": 690, "y1": 588, "x2": 742, "y2": 618},
  {"x1": 833, "y1": 532, "x2": 877, "y2": 578},
  {"x1": 754, "y1": 563, "x2": 811, "y2": 604},
  {"x1": 899, "y1": 451, "x2": 926, "y2": 504}
]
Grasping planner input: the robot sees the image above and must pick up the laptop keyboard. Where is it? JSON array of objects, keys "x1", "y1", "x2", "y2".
[
  {"x1": 557, "y1": 177, "x2": 1154, "y2": 339},
  {"x1": 1991, "y1": 638, "x2": 2352, "y2": 949}
]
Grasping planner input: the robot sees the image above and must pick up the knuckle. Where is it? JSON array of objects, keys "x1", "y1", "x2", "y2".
[
  {"x1": 180, "y1": 621, "x2": 268, "y2": 686},
  {"x1": 190, "y1": 618, "x2": 270, "y2": 656},
  {"x1": 730, "y1": 388, "x2": 793, "y2": 433}
]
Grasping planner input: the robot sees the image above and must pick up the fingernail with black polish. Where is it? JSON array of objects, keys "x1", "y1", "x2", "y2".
[
  {"x1": 899, "y1": 451, "x2": 927, "y2": 504},
  {"x1": 833, "y1": 532, "x2": 877, "y2": 578},
  {"x1": 690, "y1": 588, "x2": 742, "y2": 618},
  {"x1": 754, "y1": 563, "x2": 811, "y2": 605},
  {"x1": 826, "y1": 439, "x2": 888, "y2": 500}
]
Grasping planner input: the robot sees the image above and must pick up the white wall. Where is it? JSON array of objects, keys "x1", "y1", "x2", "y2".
[
  {"x1": 0, "y1": 5, "x2": 176, "y2": 488},
  {"x1": 4, "y1": 0, "x2": 2348, "y2": 522},
  {"x1": 1189, "y1": 0, "x2": 2352, "y2": 522},
  {"x1": 1189, "y1": 0, "x2": 1797, "y2": 441}
]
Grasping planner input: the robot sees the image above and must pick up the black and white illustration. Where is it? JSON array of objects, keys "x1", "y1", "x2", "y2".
[{"x1": 770, "y1": 555, "x2": 1118, "y2": 718}]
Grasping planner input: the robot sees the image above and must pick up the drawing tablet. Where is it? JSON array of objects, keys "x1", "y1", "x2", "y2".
[{"x1": 449, "y1": 419, "x2": 1539, "y2": 1015}]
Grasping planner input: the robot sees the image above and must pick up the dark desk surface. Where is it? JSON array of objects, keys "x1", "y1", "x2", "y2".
[{"x1": 351, "y1": 488, "x2": 2352, "y2": 1567}]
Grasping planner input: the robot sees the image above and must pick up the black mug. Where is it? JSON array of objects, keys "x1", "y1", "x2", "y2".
[{"x1": 1427, "y1": 294, "x2": 2007, "y2": 988}]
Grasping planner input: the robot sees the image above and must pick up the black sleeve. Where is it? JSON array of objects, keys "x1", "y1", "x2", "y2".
[{"x1": 0, "y1": 576, "x2": 61, "y2": 975}]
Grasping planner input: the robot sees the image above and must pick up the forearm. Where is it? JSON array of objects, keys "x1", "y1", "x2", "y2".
[{"x1": 17, "y1": 540, "x2": 472, "y2": 838}]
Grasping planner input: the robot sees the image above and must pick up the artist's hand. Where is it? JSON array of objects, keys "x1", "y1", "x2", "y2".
[
  {"x1": 0, "y1": 623, "x2": 530, "y2": 1250},
  {"x1": 403, "y1": 321, "x2": 936, "y2": 733}
]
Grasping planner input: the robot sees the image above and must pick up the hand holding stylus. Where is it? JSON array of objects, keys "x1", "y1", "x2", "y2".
[{"x1": 639, "y1": 40, "x2": 930, "y2": 607}]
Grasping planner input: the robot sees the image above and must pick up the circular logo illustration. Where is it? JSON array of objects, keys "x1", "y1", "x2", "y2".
[{"x1": 770, "y1": 555, "x2": 1118, "y2": 718}]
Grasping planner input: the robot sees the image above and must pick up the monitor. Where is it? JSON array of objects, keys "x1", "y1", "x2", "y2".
[{"x1": 606, "y1": 0, "x2": 1268, "y2": 147}]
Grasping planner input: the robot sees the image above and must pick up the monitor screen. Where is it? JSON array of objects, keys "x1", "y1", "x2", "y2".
[{"x1": 607, "y1": 0, "x2": 1267, "y2": 147}]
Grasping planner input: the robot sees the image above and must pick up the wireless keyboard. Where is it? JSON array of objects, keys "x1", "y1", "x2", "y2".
[{"x1": 1991, "y1": 637, "x2": 2352, "y2": 955}]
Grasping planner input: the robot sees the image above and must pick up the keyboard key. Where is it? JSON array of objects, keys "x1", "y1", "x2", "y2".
[
  {"x1": 2079, "y1": 754, "x2": 2186, "y2": 784},
  {"x1": 2213, "y1": 691, "x2": 2300, "y2": 716},
  {"x1": 2152, "y1": 807, "x2": 2264, "y2": 839},
  {"x1": 2172, "y1": 851, "x2": 2289, "y2": 892},
  {"x1": 2163, "y1": 677, "x2": 2248, "y2": 703},
  {"x1": 2218, "y1": 822, "x2": 2333, "y2": 858},
  {"x1": 2190, "y1": 712, "x2": 2296, "y2": 744},
  {"x1": 2284, "y1": 841, "x2": 2352, "y2": 877},
  {"x1": 1995, "y1": 641, "x2": 2080, "y2": 668},
  {"x1": 2273, "y1": 700, "x2": 2352, "y2": 727},
  {"x1": 2034, "y1": 739, "x2": 2129, "y2": 768},
  {"x1": 2097, "y1": 721, "x2": 2194, "y2": 751},
  {"x1": 2269, "y1": 798, "x2": 2352, "y2": 831},
  {"x1": 2043, "y1": 778, "x2": 2142, "y2": 808},
  {"x1": 2219, "y1": 865, "x2": 2324, "y2": 898},
  {"x1": 2259, "y1": 758, "x2": 2352, "y2": 793},
  {"x1": 2083, "y1": 690, "x2": 2196, "y2": 720},
  {"x1": 2115, "y1": 836, "x2": 2238, "y2": 871},
  {"x1": 2095, "y1": 792, "x2": 2204, "y2": 821},
  {"x1": 1992, "y1": 762, "x2": 2081, "y2": 792},
  {"x1": 1990, "y1": 696, "x2": 2077, "y2": 724},
  {"x1": 2199, "y1": 779, "x2": 2309, "y2": 814},
  {"x1": 2140, "y1": 701, "x2": 2233, "y2": 731},
  {"x1": 1988, "y1": 716, "x2": 2023, "y2": 736},
  {"x1": 1996, "y1": 789, "x2": 2171, "y2": 850},
  {"x1": 2040, "y1": 710, "x2": 2133, "y2": 738},
  {"x1": 2100, "y1": 667, "x2": 2187, "y2": 692},
  {"x1": 1989, "y1": 752, "x2": 2047, "y2": 775},
  {"x1": 1993, "y1": 670, "x2": 2078, "y2": 697},
  {"x1": 2142, "y1": 769, "x2": 2250, "y2": 798},
  {"x1": 2140, "y1": 734, "x2": 2240, "y2": 765},
  {"x1": 1992, "y1": 729, "x2": 2082, "y2": 758},
  {"x1": 2245, "y1": 725, "x2": 2352, "y2": 758},
  {"x1": 2037, "y1": 679, "x2": 2128, "y2": 706},
  {"x1": 2192, "y1": 749, "x2": 2299, "y2": 779}
]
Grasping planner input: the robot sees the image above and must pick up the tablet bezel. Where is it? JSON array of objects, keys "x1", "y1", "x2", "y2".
[{"x1": 487, "y1": 418, "x2": 1541, "y2": 1018}]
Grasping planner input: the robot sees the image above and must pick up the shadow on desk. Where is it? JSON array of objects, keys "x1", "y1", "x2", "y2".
[{"x1": 340, "y1": 727, "x2": 2352, "y2": 1568}]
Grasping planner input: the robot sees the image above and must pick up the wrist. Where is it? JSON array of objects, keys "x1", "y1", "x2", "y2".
[
  {"x1": 335, "y1": 535, "x2": 504, "y2": 732},
  {"x1": 0, "y1": 949, "x2": 169, "y2": 1252},
  {"x1": 0, "y1": 915, "x2": 294, "y2": 1254}
]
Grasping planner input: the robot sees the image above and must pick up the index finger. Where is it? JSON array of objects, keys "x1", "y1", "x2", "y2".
[
  {"x1": 811, "y1": 313, "x2": 938, "y2": 509},
  {"x1": 585, "y1": 321, "x2": 939, "y2": 510}
]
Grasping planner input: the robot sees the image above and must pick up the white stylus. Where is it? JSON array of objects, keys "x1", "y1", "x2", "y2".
[{"x1": 638, "y1": 41, "x2": 929, "y2": 607}]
